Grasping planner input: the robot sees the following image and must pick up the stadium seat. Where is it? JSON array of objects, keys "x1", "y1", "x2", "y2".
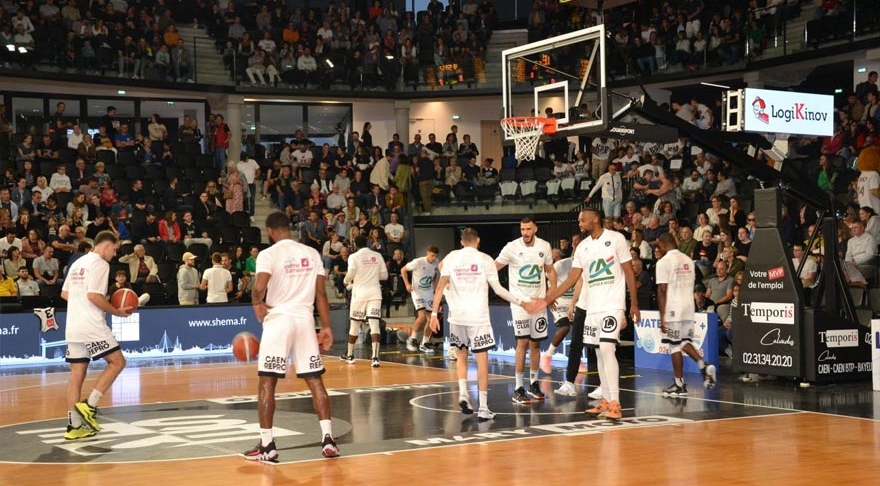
[
  {"x1": 156, "y1": 262, "x2": 177, "y2": 283},
  {"x1": 96, "y1": 150, "x2": 116, "y2": 165},
  {"x1": 241, "y1": 226, "x2": 262, "y2": 244},
  {"x1": 231, "y1": 211, "x2": 250, "y2": 228},
  {"x1": 117, "y1": 151, "x2": 137, "y2": 166},
  {"x1": 164, "y1": 243, "x2": 186, "y2": 263},
  {"x1": 143, "y1": 243, "x2": 165, "y2": 263}
]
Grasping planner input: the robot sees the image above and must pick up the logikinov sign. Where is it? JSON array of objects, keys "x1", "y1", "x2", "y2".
[{"x1": 743, "y1": 88, "x2": 833, "y2": 137}]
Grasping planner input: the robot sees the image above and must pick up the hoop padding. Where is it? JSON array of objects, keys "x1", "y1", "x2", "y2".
[{"x1": 501, "y1": 117, "x2": 555, "y2": 161}]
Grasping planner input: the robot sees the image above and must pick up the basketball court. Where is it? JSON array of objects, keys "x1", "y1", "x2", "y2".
[{"x1": 1, "y1": 349, "x2": 877, "y2": 485}]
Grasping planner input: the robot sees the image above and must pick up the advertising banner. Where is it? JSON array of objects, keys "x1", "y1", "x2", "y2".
[
  {"x1": 801, "y1": 309, "x2": 872, "y2": 383},
  {"x1": 743, "y1": 88, "x2": 833, "y2": 137},
  {"x1": 634, "y1": 310, "x2": 718, "y2": 373},
  {"x1": 0, "y1": 306, "x2": 350, "y2": 366},
  {"x1": 872, "y1": 320, "x2": 880, "y2": 391},
  {"x1": 733, "y1": 226, "x2": 803, "y2": 377}
]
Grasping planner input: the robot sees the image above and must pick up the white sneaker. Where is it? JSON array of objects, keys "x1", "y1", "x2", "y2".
[
  {"x1": 137, "y1": 293, "x2": 150, "y2": 306},
  {"x1": 587, "y1": 387, "x2": 603, "y2": 400},
  {"x1": 703, "y1": 364, "x2": 717, "y2": 388},
  {"x1": 476, "y1": 408, "x2": 495, "y2": 421},
  {"x1": 554, "y1": 381, "x2": 577, "y2": 397},
  {"x1": 448, "y1": 348, "x2": 457, "y2": 361},
  {"x1": 405, "y1": 338, "x2": 418, "y2": 352}
]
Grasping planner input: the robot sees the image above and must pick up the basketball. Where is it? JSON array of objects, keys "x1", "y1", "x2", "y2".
[
  {"x1": 110, "y1": 288, "x2": 139, "y2": 312},
  {"x1": 232, "y1": 332, "x2": 260, "y2": 362}
]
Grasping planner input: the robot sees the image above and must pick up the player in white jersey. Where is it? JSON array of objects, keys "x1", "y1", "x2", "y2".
[
  {"x1": 401, "y1": 245, "x2": 439, "y2": 353},
  {"x1": 244, "y1": 212, "x2": 338, "y2": 461},
  {"x1": 655, "y1": 233, "x2": 716, "y2": 396},
  {"x1": 495, "y1": 216, "x2": 556, "y2": 404},
  {"x1": 546, "y1": 207, "x2": 640, "y2": 420},
  {"x1": 61, "y1": 230, "x2": 131, "y2": 440},
  {"x1": 341, "y1": 245, "x2": 389, "y2": 367},
  {"x1": 430, "y1": 227, "x2": 541, "y2": 420}
]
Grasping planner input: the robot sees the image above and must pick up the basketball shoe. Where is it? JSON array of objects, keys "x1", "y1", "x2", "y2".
[
  {"x1": 74, "y1": 401, "x2": 101, "y2": 432},
  {"x1": 587, "y1": 387, "x2": 603, "y2": 400},
  {"x1": 459, "y1": 395, "x2": 474, "y2": 414},
  {"x1": 602, "y1": 401, "x2": 622, "y2": 420},
  {"x1": 554, "y1": 381, "x2": 577, "y2": 397},
  {"x1": 418, "y1": 343, "x2": 433, "y2": 354},
  {"x1": 243, "y1": 441, "x2": 279, "y2": 461},
  {"x1": 703, "y1": 364, "x2": 717, "y2": 388},
  {"x1": 477, "y1": 408, "x2": 496, "y2": 421},
  {"x1": 371, "y1": 357, "x2": 380, "y2": 368},
  {"x1": 406, "y1": 338, "x2": 418, "y2": 352},
  {"x1": 527, "y1": 381, "x2": 545, "y2": 401},
  {"x1": 64, "y1": 424, "x2": 97, "y2": 440},
  {"x1": 511, "y1": 386, "x2": 531, "y2": 405},
  {"x1": 662, "y1": 383, "x2": 688, "y2": 397},
  {"x1": 321, "y1": 434, "x2": 340, "y2": 458},
  {"x1": 585, "y1": 398, "x2": 609, "y2": 415},
  {"x1": 339, "y1": 354, "x2": 355, "y2": 364}
]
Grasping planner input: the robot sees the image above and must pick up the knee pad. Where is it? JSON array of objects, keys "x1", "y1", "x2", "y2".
[
  {"x1": 348, "y1": 320, "x2": 361, "y2": 336},
  {"x1": 598, "y1": 342, "x2": 616, "y2": 359}
]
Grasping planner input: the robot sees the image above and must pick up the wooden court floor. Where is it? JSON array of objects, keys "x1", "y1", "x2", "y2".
[{"x1": 1, "y1": 351, "x2": 878, "y2": 486}]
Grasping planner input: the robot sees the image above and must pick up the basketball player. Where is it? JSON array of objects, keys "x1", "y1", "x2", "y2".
[
  {"x1": 655, "y1": 233, "x2": 716, "y2": 395},
  {"x1": 341, "y1": 244, "x2": 388, "y2": 367},
  {"x1": 401, "y1": 245, "x2": 439, "y2": 353},
  {"x1": 495, "y1": 217, "x2": 556, "y2": 404},
  {"x1": 546, "y1": 207, "x2": 640, "y2": 420},
  {"x1": 541, "y1": 244, "x2": 603, "y2": 400},
  {"x1": 245, "y1": 212, "x2": 339, "y2": 461},
  {"x1": 430, "y1": 227, "x2": 541, "y2": 420},
  {"x1": 61, "y1": 230, "x2": 131, "y2": 440}
]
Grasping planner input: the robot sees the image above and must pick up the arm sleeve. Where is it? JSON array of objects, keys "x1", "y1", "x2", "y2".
[{"x1": 488, "y1": 279, "x2": 522, "y2": 306}]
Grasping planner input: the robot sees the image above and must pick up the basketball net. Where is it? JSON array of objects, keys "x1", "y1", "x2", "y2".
[{"x1": 500, "y1": 117, "x2": 555, "y2": 161}]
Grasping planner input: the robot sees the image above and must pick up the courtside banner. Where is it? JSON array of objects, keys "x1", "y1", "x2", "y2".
[
  {"x1": 0, "y1": 306, "x2": 261, "y2": 366},
  {"x1": 743, "y1": 88, "x2": 833, "y2": 137},
  {"x1": 634, "y1": 311, "x2": 718, "y2": 373},
  {"x1": 873, "y1": 320, "x2": 880, "y2": 391}
]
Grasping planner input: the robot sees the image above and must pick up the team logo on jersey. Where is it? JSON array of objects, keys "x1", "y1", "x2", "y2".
[
  {"x1": 470, "y1": 264, "x2": 478, "y2": 272},
  {"x1": 602, "y1": 316, "x2": 618, "y2": 333},
  {"x1": 535, "y1": 316, "x2": 548, "y2": 333},
  {"x1": 518, "y1": 264, "x2": 541, "y2": 285},
  {"x1": 605, "y1": 241, "x2": 611, "y2": 247},
  {"x1": 301, "y1": 258, "x2": 310, "y2": 267},
  {"x1": 418, "y1": 276, "x2": 433, "y2": 288},
  {"x1": 588, "y1": 257, "x2": 615, "y2": 285},
  {"x1": 539, "y1": 252, "x2": 544, "y2": 258}
]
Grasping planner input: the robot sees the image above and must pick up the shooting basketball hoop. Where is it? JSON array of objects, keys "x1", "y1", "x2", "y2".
[{"x1": 500, "y1": 116, "x2": 556, "y2": 161}]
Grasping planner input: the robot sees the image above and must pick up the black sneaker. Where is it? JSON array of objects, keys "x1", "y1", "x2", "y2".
[
  {"x1": 243, "y1": 441, "x2": 279, "y2": 461},
  {"x1": 661, "y1": 383, "x2": 688, "y2": 397},
  {"x1": 371, "y1": 357, "x2": 380, "y2": 368},
  {"x1": 340, "y1": 354, "x2": 355, "y2": 364},
  {"x1": 511, "y1": 386, "x2": 531, "y2": 405},
  {"x1": 459, "y1": 395, "x2": 474, "y2": 414},
  {"x1": 321, "y1": 434, "x2": 340, "y2": 458},
  {"x1": 527, "y1": 381, "x2": 545, "y2": 401}
]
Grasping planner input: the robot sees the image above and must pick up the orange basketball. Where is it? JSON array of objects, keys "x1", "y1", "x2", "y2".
[
  {"x1": 232, "y1": 332, "x2": 260, "y2": 362},
  {"x1": 110, "y1": 288, "x2": 139, "y2": 312}
]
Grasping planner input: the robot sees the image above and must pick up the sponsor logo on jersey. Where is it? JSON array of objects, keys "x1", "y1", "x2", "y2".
[
  {"x1": 518, "y1": 264, "x2": 542, "y2": 286},
  {"x1": 588, "y1": 256, "x2": 615, "y2": 285}
]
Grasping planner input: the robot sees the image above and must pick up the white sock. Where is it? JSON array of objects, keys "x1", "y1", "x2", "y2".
[
  {"x1": 87, "y1": 389, "x2": 103, "y2": 407},
  {"x1": 458, "y1": 379, "x2": 468, "y2": 397},
  {"x1": 319, "y1": 419, "x2": 332, "y2": 437},
  {"x1": 479, "y1": 391, "x2": 488, "y2": 410},
  {"x1": 675, "y1": 377, "x2": 684, "y2": 387},
  {"x1": 260, "y1": 428, "x2": 273, "y2": 446},
  {"x1": 69, "y1": 411, "x2": 82, "y2": 427},
  {"x1": 697, "y1": 359, "x2": 706, "y2": 369},
  {"x1": 347, "y1": 342, "x2": 355, "y2": 356},
  {"x1": 529, "y1": 369, "x2": 538, "y2": 384},
  {"x1": 600, "y1": 343, "x2": 620, "y2": 403},
  {"x1": 515, "y1": 372, "x2": 524, "y2": 389},
  {"x1": 371, "y1": 341, "x2": 380, "y2": 358},
  {"x1": 595, "y1": 347, "x2": 607, "y2": 399},
  {"x1": 546, "y1": 343, "x2": 557, "y2": 355},
  {"x1": 420, "y1": 330, "x2": 431, "y2": 345}
]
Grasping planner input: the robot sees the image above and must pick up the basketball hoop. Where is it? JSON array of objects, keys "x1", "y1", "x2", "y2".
[{"x1": 500, "y1": 117, "x2": 556, "y2": 161}]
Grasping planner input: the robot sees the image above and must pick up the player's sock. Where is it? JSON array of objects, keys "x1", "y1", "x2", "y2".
[
  {"x1": 371, "y1": 342, "x2": 380, "y2": 359},
  {"x1": 69, "y1": 411, "x2": 83, "y2": 428},
  {"x1": 515, "y1": 372, "x2": 524, "y2": 390},
  {"x1": 674, "y1": 377, "x2": 684, "y2": 387},
  {"x1": 346, "y1": 342, "x2": 355, "y2": 357},
  {"x1": 319, "y1": 419, "x2": 332, "y2": 437},
  {"x1": 479, "y1": 391, "x2": 488, "y2": 410},
  {"x1": 696, "y1": 359, "x2": 706, "y2": 369},
  {"x1": 546, "y1": 344, "x2": 557, "y2": 355},
  {"x1": 458, "y1": 379, "x2": 468, "y2": 397},
  {"x1": 420, "y1": 329, "x2": 431, "y2": 345},
  {"x1": 260, "y1": 428, "x2": 273, "y2": 447},
  {"x1": 594, "y1": 348, "x2": 607, "y2": 399},
  {"x1": 529, "y1": 369, "x2": 538, "y2": 383},
  {"x1": 87, "y1": 389, "x2": 103, "y2": 407},
  {"x1": 600, "y1": 343, "x2": 620, "y2": 403}
]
